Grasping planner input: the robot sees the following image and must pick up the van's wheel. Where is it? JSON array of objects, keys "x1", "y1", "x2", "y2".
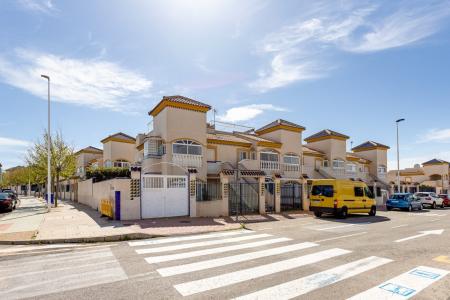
[
  {"x1": 314, "y1": 211, "x2": 322, "y2": 218},
  {"x1": 432, "y1": 202, "x2": 437, "y2": 209},
  {"x1": 369, "y1": 206, "x2": 376, "y2": 216},
  {"x1": 340, "y1": 207, "x2": 348, "y2": 219},
  {"x1": 441, "y1": 203, "x2": 445, "y2": 209}
]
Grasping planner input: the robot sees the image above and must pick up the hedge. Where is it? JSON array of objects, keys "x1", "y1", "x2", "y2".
[{"x1": 86, "y1": 167, "x2": 130, "y2": 183}]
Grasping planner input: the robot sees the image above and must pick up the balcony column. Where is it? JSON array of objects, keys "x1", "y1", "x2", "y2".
[
  {"x1": 258, "y1": 177, "x2": 266, "y2": 214},
  {"x1": 302, "y1": 177, "x2": 310, "y2": 211},
  {"x1": 189, "y1": 173, "x2": 197, "y2": 217},
  {"x1": 275, "y1": 179, "x2": 281, "y2": 213},
  {"x1": 220, "y1": 173, "x2": 229, "y2": 216}
]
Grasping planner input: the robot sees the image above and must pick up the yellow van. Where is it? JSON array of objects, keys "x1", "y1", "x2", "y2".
[{"x1": 309, "y1": 179, "x2": 376, "y2": 218}]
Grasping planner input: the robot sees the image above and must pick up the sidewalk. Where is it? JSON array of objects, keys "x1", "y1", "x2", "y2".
[{"x1": 0, "y1": 197, "x2": 312, "y2": 244}]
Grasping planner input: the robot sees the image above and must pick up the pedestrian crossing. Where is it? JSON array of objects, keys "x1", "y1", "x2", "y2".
[
  {"x1": 0, "y1": 245, "x2": 127, "y2": 299},
  {"x1": 129, "y1": 229, "x2": 449, "y2": 299}
]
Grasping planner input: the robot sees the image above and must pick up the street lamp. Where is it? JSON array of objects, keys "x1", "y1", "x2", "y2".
[
  {"x1": 41, "y1": 74, "x2": 52, "y2": 209},
  {"x1": 396, "y1": 118, "x2": 405, "y2": 193}
]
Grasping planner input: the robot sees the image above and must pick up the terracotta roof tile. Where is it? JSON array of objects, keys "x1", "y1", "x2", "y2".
[
  {"x1": 256, "y1": 119, "x2": 305, "y2": 132},
  {"x1": 305, "y1": 129, "x2": 349, "y2": 141}
]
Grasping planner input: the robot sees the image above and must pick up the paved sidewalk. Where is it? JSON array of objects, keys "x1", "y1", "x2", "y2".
[{"x1": 0, "y1": 196, "x2": 313, "y2": 244}]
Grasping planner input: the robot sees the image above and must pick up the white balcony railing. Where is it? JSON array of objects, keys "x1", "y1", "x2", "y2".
[
  {"x1": 172, "y1": 154, "x2": 203, "y2": 169},
  {"x1": 283, "y1": 163, "x2": 300, "y2": 172},
  {"x1": 261, "y1": 160, "x2": 280, "y2": 171}
]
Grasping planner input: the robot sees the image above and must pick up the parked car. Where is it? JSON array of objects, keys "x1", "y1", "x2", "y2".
[
  {"x1": 0, "y1": 192, "x2": 14, "y2": 212},
  {"x1": 1, "y1": 189, "x2": 17, "y2": 209},
  {"x1": 438, "y1": 194, "x2": 450, "y2": 207},
  {"x1": 386, "y1": 193, "x2": 422, "y2": 211},
  {"x1": 309, "y1": 179, "x2": 376, "y2": 219},
  {"x1": 414, "y1": 192, "x2": 444, "y2": 209}
]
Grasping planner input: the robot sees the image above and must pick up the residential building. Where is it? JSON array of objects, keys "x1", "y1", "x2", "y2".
[{"x1": 388, "y1": 159, "x2": 450, "y2": 194}]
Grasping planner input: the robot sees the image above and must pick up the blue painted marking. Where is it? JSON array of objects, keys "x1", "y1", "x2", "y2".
[
  {"x1": 379, "y1": 283, "x2": 415, "y2": 296},
  {"x1": 410, "y1": 269, "x2": 441, "y2": 279}
]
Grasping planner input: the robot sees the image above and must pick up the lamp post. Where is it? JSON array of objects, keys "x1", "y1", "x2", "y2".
[
  {"x1": 396, "y1": 118, "x2": 405, "y2": 193},
  {"x1": 41, "y1": 74, "x2": 52, "y2": 209}
]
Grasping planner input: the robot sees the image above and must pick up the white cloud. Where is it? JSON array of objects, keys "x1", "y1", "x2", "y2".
[
  {"x1": 251, "y1": 1, "x2": 450, "y2": 92},
  {"x1": 18, "y1": 0, "x2": 57, "y2": 15},
  {"x1": 0, "y1": 49, "x2": 152, "y2": 111},
  {"x1": 217, "y1": 104, "x2": 286, "y2": 123},
  {"x1": 0, "y1": 137, "x2": 31, "y2": 147},
  {"x1": 419, "y1": 128, "x2": 450, "y2": 143}
]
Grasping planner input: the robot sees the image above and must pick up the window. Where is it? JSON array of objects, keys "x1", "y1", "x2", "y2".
[
  {"x1": 104, "y1": 160, "x2": 112, "y2": 168},
  {"x1": 144, "y1": 138, "x2": 165, "y2": 157},
  {"x1": 346, "y1": 163, "x2": 357, "y2": 172},
  {"x1": 311, "y1": 185, "x2": 334, "y2": 197},
  {"x1": 283, "y1": 155, "x2": 299, "y2": 165},
  {"x1": 260, "y1": 151, "x2": 279, "y2": 162},
  {"x1": 354, "y1": 186, "x2": 364, "y2": 197},
  {"x1": 239, "y1": 151, "x2": 249, "y2": 161},
  {"x1": 113, "y1": 160, "x2": 130, "y2": 168},
  {"x1": 323, "y1": 160, "x2": 329, "y2": 168},
  {"x1": 173, "y1": 140, "x2": 202, "y2": 155},
  {"x1": 364, "y1": 186, "x2": 375, "y2": 199},
  {"x1": 333, "y1": 159, "x2": 345, "y2": 169},
  {"x1": 378, "y1": 165, "x2": 387, "y2": 174}
]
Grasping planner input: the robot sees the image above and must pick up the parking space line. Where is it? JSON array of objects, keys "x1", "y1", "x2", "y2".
[
  {"x1": 314, "y1": 232, "x2": 367, "y2": 243},
  {"x1": 391, "y1": 224, "x2": 408, "y2": 229}
]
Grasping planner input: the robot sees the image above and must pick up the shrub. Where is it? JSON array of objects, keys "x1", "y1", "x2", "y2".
[{"x1": 86, "y1": 167, "x2": 130, "y2": 183}]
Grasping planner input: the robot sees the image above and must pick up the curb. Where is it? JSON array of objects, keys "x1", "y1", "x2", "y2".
[{"x1": 0, "y1": 232, "x2": 162, "y2": 245}]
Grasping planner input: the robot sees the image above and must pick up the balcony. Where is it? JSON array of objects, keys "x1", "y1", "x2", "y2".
[
  {"x1": 282, "y1": 163, "x2": 301, "y2": 178},
  {"x1": 239, "y1": 159, "x2": 259, "y2": 170},
  {"x1": 260, "y1": 160, "x2": 280, "y2": 172},
  {"x1": 173, "y1": 154, "x2": 203, "y2": 169}
]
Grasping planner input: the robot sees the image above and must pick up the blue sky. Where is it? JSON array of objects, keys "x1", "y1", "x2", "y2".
[{"x1": 1, "y1": 0, "x2": 450, "y2": 170}]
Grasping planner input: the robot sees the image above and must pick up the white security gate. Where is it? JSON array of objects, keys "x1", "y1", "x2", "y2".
[{"x1": 141, "y1": 175, "x2": 189, "y2": 218}]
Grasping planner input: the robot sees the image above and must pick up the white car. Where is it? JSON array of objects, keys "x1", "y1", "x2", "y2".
[{"x1": 414, "y1": 192, "x2": 444, "y2": 209}]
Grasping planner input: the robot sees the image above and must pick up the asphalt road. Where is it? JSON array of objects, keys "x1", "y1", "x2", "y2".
[{"x1": 1, "y1": 208, "x2": 450, "y2": 300}]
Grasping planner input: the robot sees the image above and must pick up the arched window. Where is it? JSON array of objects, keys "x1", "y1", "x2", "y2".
[
  {"x1": 346, "y1": 163, "x2": 357, "y2": 173},
  {"x1": 172, "y1": 140, "x2": 202, "y2": 155},
  {"x1": 113, "y1": 160, "x2": 130, "y2": 168},
  {"x1": 283, "y1": 154, "x2": 299, "y2": 165},
  {"x1": 378, "y1": 165, "x2": 387, "y2": 174},
  {"x1": 260, "y1": 150, "x2": 279, "y2": 162}
]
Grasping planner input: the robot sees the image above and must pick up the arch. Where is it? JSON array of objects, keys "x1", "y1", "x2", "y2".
[
  {"x1": 429, "y1": 174, "x2": 442, "y2": 181},
  {"x1": 172, "y1": 139, "x2": 202, "y2": 155}
]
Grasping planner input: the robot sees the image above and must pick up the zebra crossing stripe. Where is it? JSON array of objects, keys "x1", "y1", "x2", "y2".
[
  {"x1": 234, "y1": 256, "x2": 392, "y2": 300},
  {"x1": 157, "y1": 242, "x2": 318, "y2": 277},
  {"x1": 128, "y1": 229, "x2": 252, "y2": 247},
  {"x1": 145, "y1": 237, "x2": 291, "y2": 264},
  {"x1": 174, "y1": 248, "x2": 351, "y2": 296},
  {"x1": 347, "y1": 266, "x2": 449, "y2": 299},
  {"x1": 136, "y1": 233, "x2": 272, "y2": 254}
]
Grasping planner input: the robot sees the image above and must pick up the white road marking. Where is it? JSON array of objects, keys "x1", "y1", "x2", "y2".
[
  {"x1": 395, "y1": 229, "x2": 444, "y2": 243},
  {"x1": 0, "y1": 243, "x2": 117, "y2": 256},
  {"x1": 157, "y1": 242, "x2": 318, "y2": 277},
  {"x1": 136, "y1": 233, "x2": 272, "y2": 254},
  {"x1": 348, "y1": 266, "x2": 449, "y2": 299},
  {"x1": 234, "y1": 256, "x2": 392, "y2": 300},
  {"x1": 313, "y1": 232, "x2": 367, "y2": 243},
  {"x1": 174, "y1": 248, "x2": 351, "y2": 296},
  {"x1": 145, "y1": 237, "x2": 291, "y2": 264},
  {"x1": 128, "y1": 229, "x2": 251, "y2": 247},
  {"x1": 317, "y1": 224, "x2": 360, "y2": 231},
  {"x1": 391, "y1": 224, "x2": 408, "y2": 229}
]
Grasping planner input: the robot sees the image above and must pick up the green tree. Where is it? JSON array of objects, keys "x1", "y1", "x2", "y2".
[{"x1": 26, "y1": 131, "x2": 76, "y2": 206}]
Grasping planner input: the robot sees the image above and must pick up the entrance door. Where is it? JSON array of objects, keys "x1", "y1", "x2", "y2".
[
  {"x1": 141, "y1": 175, "x2": 189, "y2": 218},
  {"x1": 281, "y1": 183, "x2": 302, "y2": 210},
  {"x1": 265, "y1": 182, "x2": 275, "y2": 212}
]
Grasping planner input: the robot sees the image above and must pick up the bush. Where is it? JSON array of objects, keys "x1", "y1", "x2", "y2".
[{"x1": 86, "y1": 167, "x2": 130, "y2": 183}]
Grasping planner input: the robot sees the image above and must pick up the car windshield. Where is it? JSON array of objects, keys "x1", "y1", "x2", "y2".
[
  {"x1": 311, "y1": 185, "x2": 334, "y2": 197},
  {"x1": 391, "y1": 194, "x2": 407, "y2": 200},
  {"x1": 0, "y1": 193, "x2": 9, "y2": 200}
]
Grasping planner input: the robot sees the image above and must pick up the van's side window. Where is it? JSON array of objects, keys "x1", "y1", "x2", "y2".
[
  {"x1": 364, "y1": 186, "x2": 375, "y2": 199},
  {"x1": 354, "y1": 186, "x2": 364, "y2": 197},
  {"x1": 311, "y1": 185, "x2": 334, "y2": 197}
]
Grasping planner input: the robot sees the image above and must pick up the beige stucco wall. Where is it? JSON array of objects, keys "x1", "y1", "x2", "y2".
[
  {"x1": 76, "y1": 152, "x2": 102, "y2": 168},
  {"x1": 353, "y1": 149, "x2": 388, "y2": 177},
  {"x1": 196, "y1": 199, "x2": 227, "y2": 217},
  {"x1": 306, "y1": 138, "x2": 347, "y2": 163},
  {"x1": 102, "y1": 141, "x2": 136, "y2": 165},
  {"x1": 78, "y1": 178, "x2": 94, "y2": 208},
  {"x1": 260, "y1": 130, "x2": 302, "y2": 157}
]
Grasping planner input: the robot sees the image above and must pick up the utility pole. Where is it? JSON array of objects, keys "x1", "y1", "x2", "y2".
[
  {"x1": 396, "y1": 118, "x2": 405, "y2": 193},
  {"x1": 41, "y1": 74, "x2": 52, "y2": 209}
]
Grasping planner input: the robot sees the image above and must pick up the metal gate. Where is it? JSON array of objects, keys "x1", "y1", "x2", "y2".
[
  {"x1": 281, "y1": 183, "x2": 302, "y2": 210},
  {"x1": 265, "y1": 182, "x2": 275, "y2": 213},
  {"x1": 228, "y1": 182, "x2": 260, "y2": 215},
  {"x1": 141, "y1": 174, "x2": 189, "y2": 218}
]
